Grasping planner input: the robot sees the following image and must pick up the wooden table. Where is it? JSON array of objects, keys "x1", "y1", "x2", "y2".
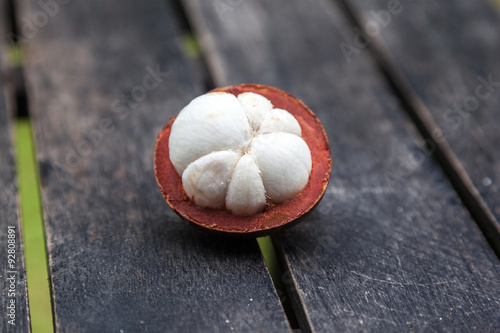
[{"x1": 1, "y1": 0, "x2": 499, "y2": 332}]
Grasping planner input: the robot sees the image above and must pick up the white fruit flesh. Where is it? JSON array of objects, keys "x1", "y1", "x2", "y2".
[
  {"x1": 249, "y1": 132, "x2": 312, "y2": 204},
  {"x1": 169, "y1": 91, "x2": 312, "y2": 216},
  {"x1": 225, "y1": 154, "x2": 267, "y2": 216}
]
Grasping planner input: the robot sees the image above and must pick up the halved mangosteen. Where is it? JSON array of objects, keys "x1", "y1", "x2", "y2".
[{"x1": 154, "y1": 84, "x2": 331, "y2": 237}]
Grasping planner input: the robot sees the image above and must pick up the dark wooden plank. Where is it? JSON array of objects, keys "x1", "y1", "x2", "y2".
[
  {"x1": 16, "y1": 0, "x2": 290, "y2": 331},
  {"x1": 0, "y1": 58, "x2": 31, "y2": 332},
  {"x1": 183, "y1": 0, "x2": 500, "y2": 331},
  {"x1": 345, "y1": 0, "x2": 500, "y2": 251},
  {"x1": 0, "y1": 0, "x2": 17, "y2": 118}
]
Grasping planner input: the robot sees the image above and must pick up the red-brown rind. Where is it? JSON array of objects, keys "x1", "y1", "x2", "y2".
[{"x1": 154, "y1": 84, "x2": 331, "y2": 236}]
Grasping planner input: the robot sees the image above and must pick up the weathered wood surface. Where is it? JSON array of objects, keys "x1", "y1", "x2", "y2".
[
  {"x1": 17, "y1": 0, "x2": 290, "y2": 332},
  {"x1": 183, "y1": 0, "x2": 500, "y2": 331},
  {"x1": 346, "y1": 0, "x2": 500, "y2": 250},
  {"x1": 0, "y1": 63, "x2": 30, "y2": 331}
]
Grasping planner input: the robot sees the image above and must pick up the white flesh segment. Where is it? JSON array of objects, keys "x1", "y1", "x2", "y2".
[
  {"x1": 182, "y1": 151, "x2": 241, "y2": 209},
  {"x1": 237, "y1": 92, "x2": 273, "y2": 132},
  {"x1": 250, "y1": 133, "x2": 312, "y2": 204},
  {"x1": 226, "y1": 154, "x2": 267, "y2": 216},
  {"x1": 258, "y1": 108, "x2": 302, "y2": 136},
  {"x1": 169, "y1": 92, "x2": 251, "y2": 174}
]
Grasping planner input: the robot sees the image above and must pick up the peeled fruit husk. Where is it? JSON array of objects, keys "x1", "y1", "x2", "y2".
[{"x1": 154, "y1": 84, "x2": 331, "y2": 236}]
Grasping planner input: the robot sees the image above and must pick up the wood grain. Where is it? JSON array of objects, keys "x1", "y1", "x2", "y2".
[
  {"x1": 0, "y1": 61, "x2": 31, "y2": 332},
  {"x1": 183, "y1": 0, "x2": 500, "y2": 331},
  {"x1": 16, "y1": 0, "x2": 290, "y2": 331},
  {"x1": 345, "y1": 0, "x2": 500, "y2": 252}
]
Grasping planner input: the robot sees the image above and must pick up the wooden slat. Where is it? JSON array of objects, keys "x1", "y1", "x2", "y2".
[
  {"x1": 345, "y1": 0, "x2": 500, "y2": 251},
  {"x1": 0, "y1": 62, "x2": 31, "y2": 331},
  {"x1": 183, "y1": 0, "x2": 500, "y2": 331},
  {"x1": 17, "y1": 0, "x2": 290, "y2": 331},
  {"x1": 0, "y1": 0, "x2": 18, "y2": 119}
]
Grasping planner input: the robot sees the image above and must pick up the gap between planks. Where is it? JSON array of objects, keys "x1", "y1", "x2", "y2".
[{"x1": 2, "y1": 0, "x2": 55, "y2": 330}]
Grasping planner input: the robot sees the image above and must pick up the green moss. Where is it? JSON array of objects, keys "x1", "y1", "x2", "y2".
[
  {"x1": 181, "y1": 33, "x2": 201, "y2": 59},
  {"x1": 257, "y1": 236, "x2": 281, "y2": 283},
  {"x1": 15, "y1": 119, "x2": 54, "y2": 333},
  {"x1": 8, "y1": 44, "x2": 23, "y2": 67}
]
